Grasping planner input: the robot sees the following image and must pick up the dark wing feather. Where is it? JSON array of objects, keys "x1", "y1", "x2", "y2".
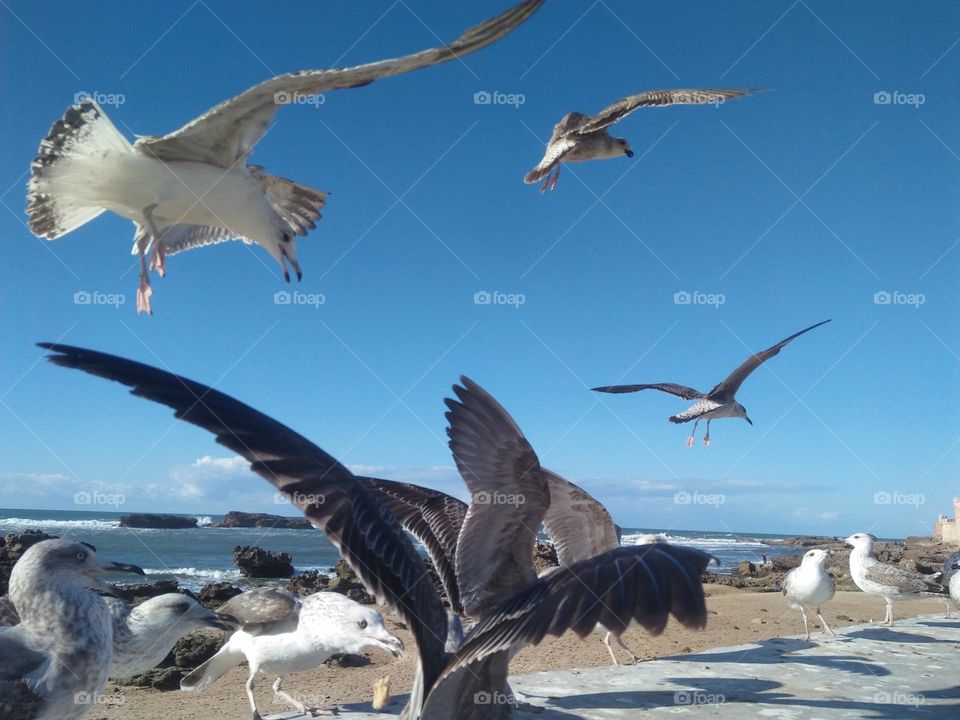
[
  {"x1": 363, "y1": 477, "x2": 467, "y2": 615},
  {"x1": 577, "y1": 88, "x2": 757, "y2": 135},
  {"x1": 592, "y1": 383, "x2": 704, "y2": 400},
  {"x1": 541, "y1": 469, "x2": 619, "y2": 565},
  {"x1": 38, "y1": 343, "x2": 447, "y2": 708},
  {"x1": 438, "y1": 544, "x2": 712, "y2": 679},
  {"x1": 709, "y1": 320, "x2": 832, "y2": 400}
]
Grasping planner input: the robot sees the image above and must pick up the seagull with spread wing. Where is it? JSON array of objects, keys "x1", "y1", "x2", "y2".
[
  {"x1": 593, "y1": 319, "x2": 832, "y2": 447},
  {"x1": 524, "y1": 88, "x2": 757, "y2": 192},
  {"x1": 26, "y1": 0, "x2": 543, "y2": 314}
]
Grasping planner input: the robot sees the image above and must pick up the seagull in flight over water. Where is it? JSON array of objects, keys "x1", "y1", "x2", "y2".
[
  {"x1": 593, "y1": 319, "x2": 831, "y2": 447},
  {"x1": 25, "y1": 0, "x2": 543, "y2": 314}
]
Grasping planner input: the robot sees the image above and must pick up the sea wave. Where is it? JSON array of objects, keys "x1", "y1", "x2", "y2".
[
  {"x1": 143, "y1": 567, "x2": 242, "y2": 580},
  {"x1": 194, "y1": 516, "x2": 213, "y2": 527},
  {"x1": 0, "y1": 517, "x2": 120, "y2": 531}
]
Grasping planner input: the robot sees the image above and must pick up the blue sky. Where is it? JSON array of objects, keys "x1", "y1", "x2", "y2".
[{"x1": 1, "y1": 1, "x2": 957, "y2": 538}]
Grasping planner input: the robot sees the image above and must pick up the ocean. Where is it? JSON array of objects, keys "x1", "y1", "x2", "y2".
[{"x1": 0, "y1": 508, "x2": 806, "y2": 592}]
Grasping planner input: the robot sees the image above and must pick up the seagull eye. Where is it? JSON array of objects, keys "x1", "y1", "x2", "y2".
[
  {"x1": 75, "y1": 551, "x2": 86, "y2": 562},
  {"x1": 357, "y1": 619, "x2": 367, "y2": 630}
]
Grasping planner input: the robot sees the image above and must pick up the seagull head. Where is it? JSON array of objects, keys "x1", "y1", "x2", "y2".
[
  {"x1": 843, "y1": 532, "x2": 875, "y2": 553},
  {"x1": 133, "y1": 594, "x2": 239, "y2": 632},
  {"x1": 14, "y1": 539, "x2": 145, "y2": 596},
  {"x1": 264, "y1": 229, "x2": 302, "y2": 283},
  {"x1": 617, "y1": 138, "x2": 634, "y2": 158},
  {"x1": 802, "y1": 548, "x2": 830, "y2": 567},
  {"x1": 344, "y1": 605, "x2": 405, "y2": 659},
  {"x1": 733, "y1": 402, "x2": 752, "y2": 425}
]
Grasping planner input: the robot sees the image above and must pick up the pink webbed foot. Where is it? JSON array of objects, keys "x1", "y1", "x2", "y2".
[
  {"x1": 150, "y1": 244, "x2": 167, "y2": 278},
  {"x1": 686, "y1": 436, "x2": 695, "y2": 448},
  {"x1": 703, "y1": 435, "x2": 711, "y2": 447},
  {"x1": 136, "y1": 279, "x2": 153, "y2": 316}
]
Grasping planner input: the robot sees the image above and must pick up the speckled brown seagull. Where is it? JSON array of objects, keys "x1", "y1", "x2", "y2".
[
  {"x1": 26, "y1": 0, "x2": 544, "y2": 314},
  {"x1": 593, "y1": 319, "x2": 831, "y2": 447},
  {"x1": 524, "y1": 88, "x2": 757, "y2": 192}
]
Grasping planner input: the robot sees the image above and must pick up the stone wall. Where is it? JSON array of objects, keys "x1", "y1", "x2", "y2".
[{"x1": 933, "y1": 497, "x2": 960, "y2": 546}]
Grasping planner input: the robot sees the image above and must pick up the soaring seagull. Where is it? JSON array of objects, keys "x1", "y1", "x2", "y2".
[
  {"x1": 26, "y1": 0, "x2": 543, "y2": 314},
  {"x1": 181, "y1": 588, "x2": 403, "y2": 719},
  {"x1": 524, "y1": 88, "x2": 757, "y2": 192},
  {"x1": 593, "y1": 319, "x2": 832, "y2": 447},
  {"x1": 0, "y1": 539, "x2": 144, "y2": 720}
]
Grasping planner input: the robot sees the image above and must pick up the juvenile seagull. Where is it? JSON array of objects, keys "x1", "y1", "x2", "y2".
[
  {"x1": 106, "y1": 594, "x2": 237, "y2": 679},
  {"x1": 0, "y1": 539, "x2": 144, "y2": 720},
  {"x1": 524, "y1": 88, "x2": 756, "y2": 191},
  {"x1": 593, "y1": 319, "x2": 831, "y2": 447},
  {"x1": 941, "y1": 551, "x2": 960, "y2": 617},
  {"x1": 181, "y1": 588, "x2": 403, "y2": 719},
  {"x1": 782, "y1": 548, "x2": 837, "y2": 641},
  {"x1": 26, "y1": 0, "x2": 544, "y2": 314},
  {"x1": 844, "y1": 533, "x2": 945, "y2": 626}
]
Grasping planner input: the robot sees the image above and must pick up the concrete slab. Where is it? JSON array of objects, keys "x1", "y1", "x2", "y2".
[{"x1": 331, "y1": 614, "x2": 960, "y2": 718}]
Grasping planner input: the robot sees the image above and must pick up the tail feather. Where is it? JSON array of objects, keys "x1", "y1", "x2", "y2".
[
  {"x1": 26, "y1": 100, "x2": 132, "y2": 239},
  {"x1": 179, "y1": 642, "x2": 244, "y2": 692}
]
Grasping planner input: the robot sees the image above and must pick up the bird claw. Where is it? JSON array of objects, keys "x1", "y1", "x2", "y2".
[
  {"x1": 136, "y1": 282, "x2": 153, "y2": 316},
  {"x1": 686, "y1": 436, "x2": 695, "y2": 448},
  {"x1": 703, "y1": 436, "x2": 711, "y2": 447}
]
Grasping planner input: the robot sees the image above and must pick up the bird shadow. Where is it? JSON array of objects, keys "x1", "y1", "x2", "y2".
[
  {"x1": 663, "y1": 636, "x2": 889, "y2": 677},
  {"x1": 917, "y1": 620, "x2": 960, "y2": 629},
  {"x1": 843, "y1": 627, "x2": 952, "y2": 644}
]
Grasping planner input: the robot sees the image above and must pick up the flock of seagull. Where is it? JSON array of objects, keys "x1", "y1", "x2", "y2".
[{"x1": 8, "y1": 1, "x2": 955, "y2": 719}]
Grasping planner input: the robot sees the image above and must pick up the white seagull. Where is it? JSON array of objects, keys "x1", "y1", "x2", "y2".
[
  {"x1": 524, "y1": 88, "x2": 756, "y2": 192},
  {"x1": 781, "y1": 548, "x2": 837, "y2": 641},
  {"x1": 106, "y1": 593, "x2": 237, "y2": 679},
  {"x1": 950, "y1": 569, "x2": 960, "y2": 613},
  {"x1": 26, "y1": 0, "x2": 543, "y2": 314},
  {"x1": 0, "y1": 539, "x2": 144, "y2": 720},
  {"x1": 844, "y1": 533, "x2": 945, "y2": 626},
  {"x1": 593, "y1": 319, "x2": 832, "y2": 446},
  {"x1": 181, "y1": 588, "x2": 403, "y2": 719},
  {"x1": 941, "y1": 551, "x2": 960, "y2": 617}
]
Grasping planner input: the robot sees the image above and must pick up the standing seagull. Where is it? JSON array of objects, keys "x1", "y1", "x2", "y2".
[
  {"x1": 26, "y1": 0, "x2": 543, "y2": 314},
  {"x1": 181, "y1": 588, "x2": 403, "y2": 719},
  {"x1": 593, "y1": 319, "x2": 831, "y2": 446},
  {"x1": 0, "y1": 539, "x2": 144, "y2": 720},
  {"x1": 524, "y1": 88, "x2": 757, "y2": 192},
  {"x1": 782, "y1": 548, "x2": 837, "y2": 641},
  {"x1": 941, "y1": 551, "x2": 960, "y2": 617},
  {"x1": 844, "y1": 533, "x2": 945, "y2": 626}
]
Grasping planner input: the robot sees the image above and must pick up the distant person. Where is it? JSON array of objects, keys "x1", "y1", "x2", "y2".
[{"x1": 762, "y1": 552, "x2": 768, "y2": 564}]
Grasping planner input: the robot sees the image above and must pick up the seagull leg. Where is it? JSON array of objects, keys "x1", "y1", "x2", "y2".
[
  {"x1": 817, "y1": 607, "x2": 837, "y2": 637},
  {"x1": 945, "y1": 599, "x2": 954, "y2": 619},
  {"x1": 616, "y1": 634, "x2": 641, "y2": 664},
  {"x1": 687, "y1": 419, "x2": 700, "y2": 448},
  {"x1": 602, "y1": 631, "x2": 620, "y2": 665},
  {"x1": 883, "y1": 599, "x2": 894, "y2": 626},
  {"x1": 245, "y1": 669, "x2": 261, "y2": 720},
  {"x1": 149, "y1": 241, "x2": 166, "y2": 278},
  {"x1": 272, "y1": 677, "x2": 338, "y2": 716},
  {"x1": 703, "y1": 419, "x2": 711, "y2": 447},
  {"x1": 799, "y1": 606, "x2": 810, "y2": 641},
  {"x1": 136, "y1": 250, "x2": 153, "y2": 316}
]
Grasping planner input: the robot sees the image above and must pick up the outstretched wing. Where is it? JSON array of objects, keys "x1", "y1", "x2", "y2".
[
  {"x1": 576, "y1": 88, "x2": 757, "y2": 135},
  {"x1": 363, "y1": 477, "x2": 468, "y2": 615},
  {"x1": 38, "y1": 343, "x2": 448, "y2": 709},
  {"x1": 249, "y1": 166, "x2": 328, "y2": 238},
  {"x1": 541, "y1": 469, "x2": 619, "y2": 566},
  {"x1": 592, "y1": 383, "x2": 704, "y2": 400},
  {"x1": 709, "y1": 320, "x2": 832, "y2": 400},
  {"x1": 437, "y1": 543, "x2": 713, "y2": 679},
  {"x1": 135, "y1": 1, "x2": 544, "y2": 168},
  {"x1": 523, "y1": 112, "x2": 588, "y2": 184}
]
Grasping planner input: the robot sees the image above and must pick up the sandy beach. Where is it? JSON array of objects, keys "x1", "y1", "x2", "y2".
[{"x1": 90, "y1": 587, "x2": 949, "y2": 719}]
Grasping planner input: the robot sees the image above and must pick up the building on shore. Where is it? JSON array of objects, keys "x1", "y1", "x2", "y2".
[{"x1": 933, "y1": 498, "x2": 960, "y2": 546}]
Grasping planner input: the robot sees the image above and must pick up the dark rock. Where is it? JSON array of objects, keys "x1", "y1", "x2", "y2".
[
  {"x1": 114, "y1": 667, "x2": 183, "y2": 690},
  {"x1": 286, "y1": 570, "x2": 330, "y2": 596},
  {"x1": 119, "y1": 514, "x2": 197, "y2": 529},
  {"x1": 233, "y1": 545, "x2": 293, "y2": 578},
  {"x1": 199, "y1": 582, "x2": 243, "y2": 607},
  {"x1": 109, "y1": 580, "x2": 181, "y2": 605},
  {"x1": 172, "y1": 631, "x2": 224, "y2": 669},
  {"x1": 0, "y1": 531, "x2": 59, "y2": 595},
  {"x1": 324, "y1": 653, "x2": 371, "y2": 668},
  {"x1": 214, "y1": 511, "x2": 311, "y2": 530},
  {"x1": 329, "y1": 559, "x2": 375, "y2": 604}
]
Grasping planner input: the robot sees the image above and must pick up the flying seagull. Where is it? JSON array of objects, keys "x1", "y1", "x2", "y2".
[
  {"x1": 40, "y1": 345, "x2": 712, "y2": 720},
  {"x1": 524, "y1": 88, "x2": 757, "y2": 192},
  {"x1": 0, "y1": 539, "x2": 144, "y2": 720},
  {"x1": 781, "y1": 548, "x2": 837, "y2": 641},
  {"x1": 844, "y1": 533, "x2": 945, "y2": 626},
  {"x1": 26, "y1": 0, "x2": 544, "y2": 314},
  {"x1": 593, "y1": 319, "x2": 832, "y2": 446},
  {"x1": 106, "y1": 594, "x2": 237, "y2": 679},
  {"x1": 181, "y1": 588, "x2": 403, "y2": 719}
]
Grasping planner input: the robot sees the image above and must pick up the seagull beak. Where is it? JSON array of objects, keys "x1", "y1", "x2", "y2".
[
  {"x1": 745, "y1": 417, "x2": 753, "y2": 426},
  {"x1": 83, "y1": 559, "x2": 145, "y2": 595},
  {"x1": 625, "y1": 149, "x2": 634, "y2": 158},
  {"x1": 376, "y1": 633, "x2": 405, "y2": 658}
]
